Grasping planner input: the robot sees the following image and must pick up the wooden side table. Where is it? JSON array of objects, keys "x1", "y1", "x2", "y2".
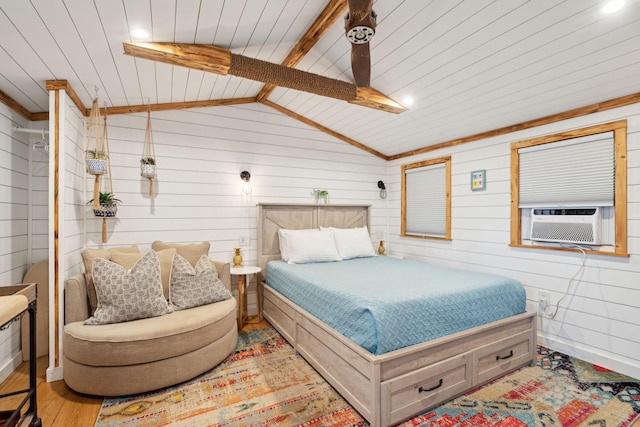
[
  {"x1": 230, "y1": 265, "x2": 262, "y2": 329},
  {"x1": 0, "y1": 283, "x2": 42, "y2": 427}
]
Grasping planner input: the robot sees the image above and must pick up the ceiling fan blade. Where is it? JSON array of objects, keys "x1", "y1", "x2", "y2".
[
  {"x1": 345, "y1": 0, "x2": 376, "y2": 87},
  {"x1": 351, "y1": 43, "x2": 371, "y2": 87},
  {"x1": 347, "y1": 0, "x2": 371, "y2": 23},
  {"x1": 123, "y1": 42, "x2": 405, "y2": 113}
]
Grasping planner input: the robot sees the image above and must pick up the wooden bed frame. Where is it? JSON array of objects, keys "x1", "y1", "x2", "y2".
[{"x1": 257, "y1": 203, "x2": 536, "y2": 427}]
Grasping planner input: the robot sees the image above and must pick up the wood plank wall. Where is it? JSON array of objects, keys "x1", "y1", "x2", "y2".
[
  {"x1": 0, "y1": 102, "x2": 48, "y2": 382},
  {"x1": 3, "y1": 94, "x2": 638, "y2": 383},
  {"x1": 387, "y1": 103, "x2": 640, "y2": 379},
  {"x1": 62, "y1": 93, "x2": 88, "y2": 281},
  {"x1": 82, "y1": 102, "x2": 387, "y2": 304}
]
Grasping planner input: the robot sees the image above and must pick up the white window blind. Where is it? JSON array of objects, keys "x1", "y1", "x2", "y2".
[
  {"x1": 518, "y1": 132, "x2": 614, "y2": 208},
  {"x1": 405, "y1": 163, "x2": 446, "y2": 237}
]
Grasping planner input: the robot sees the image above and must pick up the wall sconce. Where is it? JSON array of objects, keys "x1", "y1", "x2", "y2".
[
  {"x1": 377, "y1": 180, "x2": 387, "y2": 199},
  {"x1": 240, "y1": 171, "x2": 252, "y2": 195}
]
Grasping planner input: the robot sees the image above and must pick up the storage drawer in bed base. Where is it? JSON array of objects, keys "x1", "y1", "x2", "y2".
[{"x1": 261, "y1": 283, "x2": 536, "y2": 427}]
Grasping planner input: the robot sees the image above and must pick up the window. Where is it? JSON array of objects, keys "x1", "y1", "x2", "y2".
[
  {"x1": 401, "y1": 156, "x2": 451, "y2": 240},
  {"x1": 510, "y1": 120, "x2": 627, "y2": 256}
]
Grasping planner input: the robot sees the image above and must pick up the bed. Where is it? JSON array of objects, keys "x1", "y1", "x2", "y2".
[{"x1": 257, "y1": 203, "x2": 536, "y2": 427}]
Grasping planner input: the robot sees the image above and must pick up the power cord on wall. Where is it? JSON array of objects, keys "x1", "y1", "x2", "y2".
[{"x1": 541, "y1": 244, "x2": 587, "y2": 319}]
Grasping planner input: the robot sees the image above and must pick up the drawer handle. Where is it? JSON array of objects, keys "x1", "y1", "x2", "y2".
[
  {"x1": 418, "y1": 379, "x2": 443, "y2": 393},
  {"x1": 496, "y1": 350, "x2": 514, "y2": 361}
]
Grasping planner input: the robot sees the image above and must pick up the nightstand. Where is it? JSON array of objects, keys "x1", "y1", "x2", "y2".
[{"x1": 230, "y1": 265, "x2": 262, "y2": 329}]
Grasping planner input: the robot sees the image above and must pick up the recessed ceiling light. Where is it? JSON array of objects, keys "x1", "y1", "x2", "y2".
[
  {"x1": 131, "y1": 28, "x2": 150, "y2": 39},
  {"x1": 402, "y1": 96, "x2": 414, "y2": 106},
  {"x1": 602, "y1": 0, "x2": 624, "y2": 14}
]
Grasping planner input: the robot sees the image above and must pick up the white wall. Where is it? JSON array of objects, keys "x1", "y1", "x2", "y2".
[
  {"x1": 44, "y1": 91, "x2": 86, "y2": 382},
  {"x1": 0, "y1": 102, "x2": 48, "y2": 383},
  {"x1": 387, "y1": 103, "x2": 640, "y2": 379},
  {"x1": 80, "y1": 102, "x2": 387, "y2": 308},
  {"x1": 4, "y1": 94, "x2": 638, "y2": 384},
  {"x1": 61, "y1": 92, "x2": 88, "y2": 281}
]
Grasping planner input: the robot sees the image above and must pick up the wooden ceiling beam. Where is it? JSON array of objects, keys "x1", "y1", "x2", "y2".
[
  {"x1": 103, "y1": 97, "x2": 256, "y2": 116},
  {"x1": 46, "y1": 80, "x2": 88, "y2": 116},
  {"x1": 350, "y1": 87, "x2": 406, "y2": 114},
  {"x1": 388, "y1": 91, "x2": 640, "y2": 160},
  {"x1": 124, "y1": 42, "x2": 405, "y2": 114},
  {"x1": 123, "y1": 43, "x2": 231, "y2": 75},
  {"x1": 261, "y1": 98, "x2": 389, "y2": 160},
  {"x1": 0, "y1": 88, "x2": 42, "y2": 121},
  {"x1": 256, "y1": 0, "x2": 348, "y2": 102}
]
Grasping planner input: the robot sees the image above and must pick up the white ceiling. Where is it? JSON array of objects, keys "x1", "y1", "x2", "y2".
[{"x1": 1, "y1": 0, "x2": 639, "y2": 158}]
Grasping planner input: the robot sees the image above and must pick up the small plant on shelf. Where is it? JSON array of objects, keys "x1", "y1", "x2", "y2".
[{"x1": 313, "y1": 189, "x2": 329, "y2": 204}]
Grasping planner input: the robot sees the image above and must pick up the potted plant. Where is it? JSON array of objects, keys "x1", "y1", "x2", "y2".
[
  {"x1": 140, "y1": 156, "x2": 156, "y2": 178},
  {"x1": 85, "y1": 149, "x2": 108, "y2": 175},
  {"x1": 88, "y1": 192, "x2": 122, "y2": 217},
  {"x1": 313, "y1": 189, "x2": 329, "y2": 204}
]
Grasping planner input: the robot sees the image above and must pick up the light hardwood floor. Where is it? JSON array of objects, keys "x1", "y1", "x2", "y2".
[{"x1": 0, "y1": 319, "x2": 268, "y2": 426}]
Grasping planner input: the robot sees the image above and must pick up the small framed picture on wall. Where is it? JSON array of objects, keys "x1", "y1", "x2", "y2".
[{"x1": 470, "y1": 170, "x2": 486, "y2": 191}]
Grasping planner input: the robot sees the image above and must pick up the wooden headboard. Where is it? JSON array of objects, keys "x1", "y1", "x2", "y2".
[{"x1": 256, "y1": 203, "x2": 370, "y2": 273}]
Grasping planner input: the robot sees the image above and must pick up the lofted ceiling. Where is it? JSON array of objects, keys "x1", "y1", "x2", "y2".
[{"x1": 1, "y1": 0, "x2": 640, "y2": 159}]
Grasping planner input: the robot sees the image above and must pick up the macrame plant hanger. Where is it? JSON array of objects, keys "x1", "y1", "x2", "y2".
[
  {"x1": 98, "y1": 107, "x2": 116, "y2": 243},
  {"x1": 141, "y1": 103, "x2": 156, "y2": 195},
  {"x1": 85, "y1": 92, "x2": 107, "y2": 209},
  {"x1": 86, "y1": 93, "x2": 116, "y2": 243}
]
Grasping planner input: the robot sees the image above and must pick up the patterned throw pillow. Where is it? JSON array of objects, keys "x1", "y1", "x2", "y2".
[
  {"x1": 81, "y1": 245, "x2": 140, "y2": 312},
  {"x1": 84, "y1": 250, "x2": 173, "y2": 325},
  {"x1": 170, "y1": 254, "x2": 232, "y2": 310}
]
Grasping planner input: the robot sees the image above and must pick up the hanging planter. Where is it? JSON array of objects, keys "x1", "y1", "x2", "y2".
[
  {"x1": 93, "y1": 204, "x2": 118, "y2": 217},
  {"x1": 87, "y1": 192, "x2": 122, "y2": 242},
  {"x1": 140, "y1": 157, "x2": 156, "y2": 178},
  {"x1": 140, "y1": 105, "x2": 157, "y2": 196},
  {"x1": 85, "y1": 150, "x2": 108, "y2": 175},
  {"x1": 84, "y1": 91, "x2": 119, "y2": 243},
  {"x1": 87, "y1": 193, "x2": 121, "y2": 216}
]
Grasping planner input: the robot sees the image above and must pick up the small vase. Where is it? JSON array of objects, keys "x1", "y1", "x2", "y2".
[
  {"x1": 378, "y1": 240, "x2": 385, "y2": 255},
  {"x1": 233, "y1": 248, "x2": 243, "y2": 267}
]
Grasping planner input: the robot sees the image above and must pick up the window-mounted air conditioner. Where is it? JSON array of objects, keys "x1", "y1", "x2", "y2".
[{"x1": 530, "y1": 208, "x2": 601, "y2": 245}]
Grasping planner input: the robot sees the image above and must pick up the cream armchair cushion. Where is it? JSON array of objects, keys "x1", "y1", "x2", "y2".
[{"x1": 151, "y1": 241, "x2": 210, "y2": 267}]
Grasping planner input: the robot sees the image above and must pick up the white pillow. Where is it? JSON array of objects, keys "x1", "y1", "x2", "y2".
[
  {"x1": 324, "y1": 226, "x2": 376, "y2": 260},
  {"x1": 278, "y1": 228, "x2": 319, "y2": 262},
  {"x1": 286, "y1": 229, "x2": 341, "y2": 264}
]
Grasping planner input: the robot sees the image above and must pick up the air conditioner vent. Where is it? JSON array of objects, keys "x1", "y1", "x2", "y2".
[{"x1": 530, "y1": 207, "x2": 601, "y2": 245}]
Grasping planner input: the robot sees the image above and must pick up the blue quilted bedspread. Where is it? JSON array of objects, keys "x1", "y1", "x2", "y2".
[{"x1": 266, "y1": 257, "x2": 526, "y2": 355}]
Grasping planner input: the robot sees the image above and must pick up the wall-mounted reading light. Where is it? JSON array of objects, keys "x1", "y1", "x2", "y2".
[
  {"x1": 377, "y1": 180, "x2": 387, "y2": 199},
  {"x1": 240, "y1": 171, "x2": 252, "y2": 195}
]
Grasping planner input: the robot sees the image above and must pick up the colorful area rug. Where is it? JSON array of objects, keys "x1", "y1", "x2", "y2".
[{"x1": 95, "y1": 327, "x2": 640, "y2": 426}]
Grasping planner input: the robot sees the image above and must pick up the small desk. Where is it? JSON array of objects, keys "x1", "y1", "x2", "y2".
[
  {"x1": 230, "y1": 265, "x2": 262, "y2": 329},
  {"x1": 0, "y1": 284, "x2": 42, "y2": 427}
]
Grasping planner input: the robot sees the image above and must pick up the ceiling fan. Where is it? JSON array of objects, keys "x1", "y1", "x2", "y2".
[
  {"x1": 344, "y1": 0, "x2": 377, "y2": 88},
  {"x1": 122, "y1": 0, "x2": 405, "y2": 114}
]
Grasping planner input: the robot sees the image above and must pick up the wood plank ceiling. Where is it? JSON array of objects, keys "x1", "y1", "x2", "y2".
[{"x1": 1, "y1": 0, "x2": 639, "y2": 158}]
